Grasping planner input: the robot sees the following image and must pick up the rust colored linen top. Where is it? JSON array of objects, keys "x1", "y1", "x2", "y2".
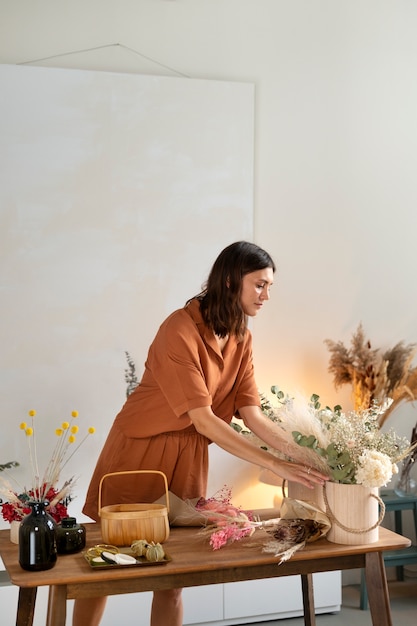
[
  {"x1": 82, "y1": 298, "x2": 261, "y2": 519},
  {"x1": 114, "y1": 298, "x2": 260, "y2": 438}
]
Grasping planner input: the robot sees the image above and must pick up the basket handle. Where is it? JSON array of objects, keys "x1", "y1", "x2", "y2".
[{"x1": 98, "y1": 470, "x2": 170, "y2": 516}]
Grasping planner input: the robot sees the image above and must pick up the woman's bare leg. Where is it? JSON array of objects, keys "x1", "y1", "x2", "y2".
[
  {"x1": 72, "y1": 597, "x2": 107, "y2": 626},
  {"x1": 151, "y1": 589, "x2": 183, "y2": 626},
  {"x1": 72, "y1": 589, "x2": 182, "y2": 625}
]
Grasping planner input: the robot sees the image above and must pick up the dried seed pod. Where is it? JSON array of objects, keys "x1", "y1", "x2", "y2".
[
  {"x1": 268, "y1": 518, "x2": 325, "y2": 544},
  {"x1": 145, "y1": 541, "x2": 165, "y2": 562},
  {"x1": 130, "y1": 539, "x2": 150, "y2": 557}
]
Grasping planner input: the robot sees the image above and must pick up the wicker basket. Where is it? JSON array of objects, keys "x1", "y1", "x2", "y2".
[{"x1": 98, "y1": 470, "x2": 170, "y2": 546}]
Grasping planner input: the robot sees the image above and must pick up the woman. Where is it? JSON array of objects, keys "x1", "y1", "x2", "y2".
[{"x1": 73, "y1": 241, "x2": 327, "y2": 626}]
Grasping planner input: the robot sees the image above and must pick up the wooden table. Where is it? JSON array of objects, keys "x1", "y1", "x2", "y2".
[{"x1": 0, "y1": 523, "x2": 410, "y2": 626}]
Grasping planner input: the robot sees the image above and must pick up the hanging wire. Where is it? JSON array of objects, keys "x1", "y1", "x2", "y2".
[{"x1": 19, "y1": 42, "x2": 190, "y2": 78}]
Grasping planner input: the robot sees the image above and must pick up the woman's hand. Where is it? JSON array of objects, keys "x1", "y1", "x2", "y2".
[
  {"x1": 237, "y1": 405, "x2": 329, "y2": 488},
  {"x1": 270, "y1": 458, "x2": 328, "y2": 489}
]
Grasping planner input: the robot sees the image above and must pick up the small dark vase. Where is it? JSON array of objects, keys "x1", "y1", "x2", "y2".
[
  {"x1": 19, "y1": 501, "x2": 57, "y2": 571},
  {"x1": 56, "y1": 517, "x2": 86, "y2": 554}
]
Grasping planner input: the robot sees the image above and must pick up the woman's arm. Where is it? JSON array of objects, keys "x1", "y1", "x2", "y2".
[
  {"x1": 188, "y1": 406, "x2": 327, "y2": 488},
  {"x1": 238, "y1": 404, "x2": 320, "y2": 464}
]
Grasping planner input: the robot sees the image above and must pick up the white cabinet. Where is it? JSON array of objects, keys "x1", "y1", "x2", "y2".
[
  {"x1": 225, "y1": 577, "x2": 304, "y2": 620},
  {"x1": 184, "y1": 572, "x2": 341, "y2": 626},
  {"x1": 225, "y1": 572, "x2": 341, "y2": 622},
  {"x1": 183, "y1": 585, "x2": 225, "y2": 624}
]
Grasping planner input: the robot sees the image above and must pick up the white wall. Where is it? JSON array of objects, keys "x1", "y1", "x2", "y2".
[
  {"x1": 1, "y1": 1, "x2": 417, "y2": 514},
  {"x1": 0, "y1": 60, "x2": 264, "y2": 526}
]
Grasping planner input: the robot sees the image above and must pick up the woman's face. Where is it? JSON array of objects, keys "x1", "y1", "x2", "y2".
[{"x1": 240, "y1": 267, "x2": 274, "y2": 317}]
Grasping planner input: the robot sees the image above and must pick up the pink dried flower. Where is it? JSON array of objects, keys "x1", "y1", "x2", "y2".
[{"x1": 195, "y1": 486, "x2": 255, "y2": 550}]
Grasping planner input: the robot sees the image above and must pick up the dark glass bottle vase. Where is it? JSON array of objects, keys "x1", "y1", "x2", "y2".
[
  {"x1": 19, "y1": 501, "x2": 57, "y2": 571},
  {"x1": 56, "y1": 517, "x2": 86, "y2": 554}
]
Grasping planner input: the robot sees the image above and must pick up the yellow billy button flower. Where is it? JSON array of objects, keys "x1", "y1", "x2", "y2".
[{"x1": 15, "y1": 409, "x2": 98, "y2": 507}]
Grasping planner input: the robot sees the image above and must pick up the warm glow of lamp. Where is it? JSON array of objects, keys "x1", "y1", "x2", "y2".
[
  {"x1": 258, "y1": 468, "x2": 283, "y2": 487},
  {"x1": 258, "y1": 468, "x2": 284, "y2": 509}
]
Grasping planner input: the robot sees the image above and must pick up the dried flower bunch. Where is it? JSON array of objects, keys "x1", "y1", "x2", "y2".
[
  {"x1": 265, "y1": 387, "x2": 416, "y2": 488},
  {"x1": 234, "y1": 386, "x2": 416, "y2": 489},
  {"x1": 0, "y1": 409, "x2": 95, "y2": 523},
  {"x1": 188, "y1": 486, "x2": 329, "y2": 563},
  {"x1": 1, "y1": 485, "x2": 70, "y2": 524},
  {"x1": 194, "y1": 486, "x2": 256, "y2": 550},
  {"x1": 325, "y1": 323, "x2": 417, "y2": 426}
]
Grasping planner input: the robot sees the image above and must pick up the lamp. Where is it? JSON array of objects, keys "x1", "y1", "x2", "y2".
[
  {"x1": 258, "y1": 468, "x2": 283, "y2": 487},
  {"x1": 258, "y1": 468, "x2": 284, "y2": 509}
]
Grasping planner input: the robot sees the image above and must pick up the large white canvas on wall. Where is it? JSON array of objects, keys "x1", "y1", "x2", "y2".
[{"x1": 0, "y1": 64, "x2": 254, "y2": 522}]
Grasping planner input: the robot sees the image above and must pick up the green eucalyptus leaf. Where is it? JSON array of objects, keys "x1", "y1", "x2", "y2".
[{"x1": 0, "y1": 461, "x2": 19, "y2": 472}]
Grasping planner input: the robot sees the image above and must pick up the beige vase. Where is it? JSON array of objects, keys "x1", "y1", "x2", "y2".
[
  {"x1": 10, "y1": 520, "x2": 20, "y2": 544},
  {"x1": 324, "y1": 482, "x2": 383, "y2": 545},
  {"x1": 286, "y1": 481, "x2": 326, "y2": 512}
]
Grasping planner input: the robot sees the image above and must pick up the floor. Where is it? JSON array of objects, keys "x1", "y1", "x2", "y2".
[{"x1": 241, "y1": 580, "x2": 417, "y2": 625}]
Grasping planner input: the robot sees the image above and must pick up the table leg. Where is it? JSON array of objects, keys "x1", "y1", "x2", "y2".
[
  {"x1": 394, "y1": 509, "x2": 405, "y2": 580},
  {"x1": 301, "y1": 573, "x2": 316, "y2": 626},
  {"x1": 46, "y1": 585, "x2": 67, "y2": 626},
  {"x1": 16, "y1": 587, "x2": 37, "y2": 626},
  {"x1": 394, "y1": 510, "x2": 403, "y2": 535},
  {"x1": 365, "y1": 551, "x2": 392, "y2": 626}
]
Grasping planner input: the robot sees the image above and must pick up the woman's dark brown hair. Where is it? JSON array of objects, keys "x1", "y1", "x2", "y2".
[{"x1": 191, "y1": 241, "x2": 276, "y2": 340}]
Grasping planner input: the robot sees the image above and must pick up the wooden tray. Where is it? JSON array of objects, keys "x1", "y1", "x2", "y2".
[{"x1": 83, "y1": 547, "x2": 171, "y2": 570}]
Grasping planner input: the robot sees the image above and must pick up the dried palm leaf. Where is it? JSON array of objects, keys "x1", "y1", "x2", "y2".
[
  {"x1": 325, "y1": 324, "x2": 417, "y2": 425},
  {"x1": 378, "y1": 368, "x2": 417, "y2": 427}
]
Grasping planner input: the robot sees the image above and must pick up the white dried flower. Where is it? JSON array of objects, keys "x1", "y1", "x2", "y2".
[{"x1": 355, "y1": 449, "x2": 393, "y2": 488}]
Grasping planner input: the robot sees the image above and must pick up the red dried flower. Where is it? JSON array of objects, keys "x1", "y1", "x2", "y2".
[{"x1": 1, "y1": 485, "x2": 69, "y2": 523}]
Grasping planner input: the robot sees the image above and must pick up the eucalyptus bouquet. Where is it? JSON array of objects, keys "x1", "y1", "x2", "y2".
[
  {"x1": 234, "y1": 387, "x2": 416, "y2": 489},
  {"x1": 272, "y1": 387, "x2": 417, "y2": 488}
]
